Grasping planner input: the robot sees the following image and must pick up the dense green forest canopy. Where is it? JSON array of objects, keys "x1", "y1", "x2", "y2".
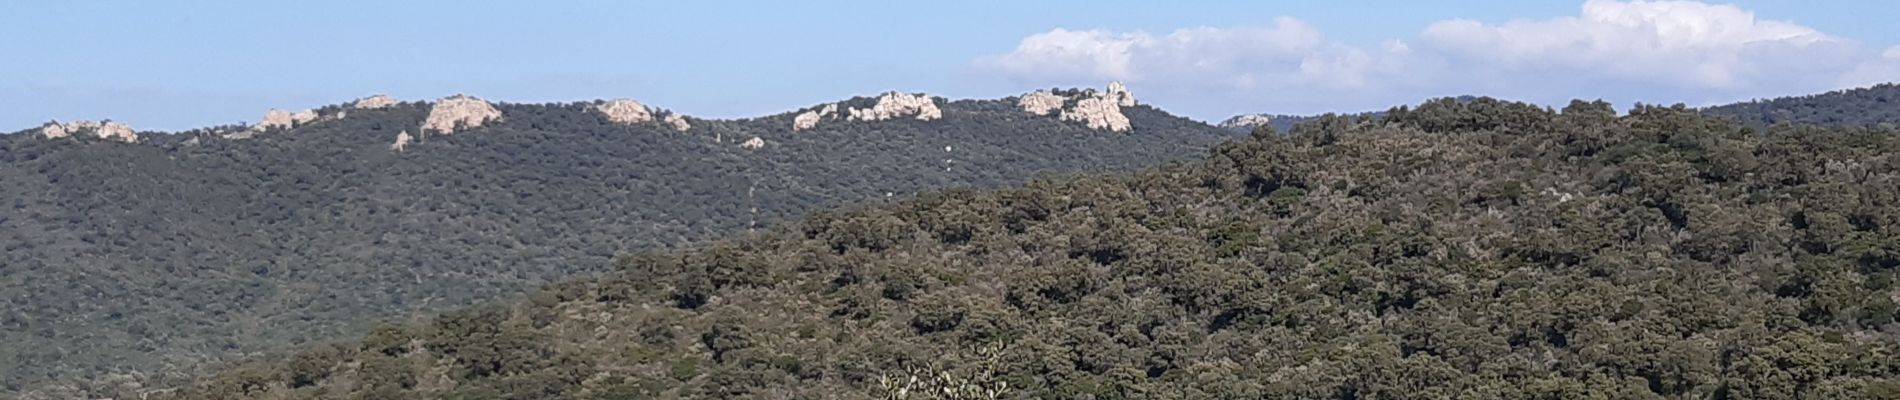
[
  {"x1": 0, "y1": 94, "x2": 1235, "y2": 397},
  {"x1": 156, "y1": 97, "x2": 1900, "y2": 399},
  {"x1": 1702, "y1": 83, "x2": 1900, "y2": 127}
]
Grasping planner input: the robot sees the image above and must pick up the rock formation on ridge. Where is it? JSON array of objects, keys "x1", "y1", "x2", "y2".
[
  {"x1": 793, "y1": 104, "x2": 838, "y2": 131},
  {"x1": 39, "y1": 120, "x2": 138, "y2": 142},
  {"x1": 1016, "y1": 82, "x2": 1138, "y2": 132},
  {"x1": 1219, "y1": 114, "x2": 1274, "y2": 129},
  {"x1": 1018, "y1": 90, "x2": 1068, "y2": 116},
  {"x1": 594, "y1": 99, "x2": 654, "y2": 125},
  {"x1": 846, "y1": 92, "x2": 941, "y2": 122},
  {"x1": 352, "y1": 94, "x2": 398, "y2": 109},
  {"x1": 253, "y1": 108, "x2": 319, "y2": 132},
  {"x1": 421, "y1": 95, "x2": 502, "y2": 135}
]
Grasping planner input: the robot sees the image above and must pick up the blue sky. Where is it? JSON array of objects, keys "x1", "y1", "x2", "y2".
[{"x1": 5, "y1": 0, "x2": 1899, "y2": 131}]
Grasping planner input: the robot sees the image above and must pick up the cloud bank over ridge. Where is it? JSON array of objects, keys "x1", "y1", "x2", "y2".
[{"x1": 977, "y1": 0, "x2": 1900, "y2": 117}]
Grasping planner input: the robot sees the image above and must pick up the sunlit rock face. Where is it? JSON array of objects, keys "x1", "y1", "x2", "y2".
[
  {"x1": 1018, "y1": 90, "x2": 1068, "y2": 116},
  {"x1": 39, "y1": 123, "x2": 69, "y2": 139},
  {"x1": 847, "y1": 92, "x2": 940, "y2": 122},
  {"x1": 1105, "y1": 81, "x2": 1136, "y2": 107},
  {"x1": 1020, "y1": 82, "x2": 1137, "y2": 132},
  {"x1": 390, "y1": 130, "x2": 413, "y2": 152},
  {"x1": 794, "y1": 93, "x2": 939, "y2": 131},
  {"x1": 594, "y1": 99, "x2": 654, "y2": 125},
  {"x1": 664, "y1": 113, "x2": 691, "y2": 132},
  {"x1": 740, "y1": 136, "x2": 765, "y2": 149},
  {"x1": 793, "y1": 104, "x2": 838, "y2": 131},
  {"x1": 1219, "y1": 114, "x2": 1273, "y2": 129},
  {"x1": 1061, "y1": 97, "x2": 1132, "y2": 132},
  {"x1": 40, "y1": 120, "x2": 137, "y2": 142},
  {"x1": 352, "y1": 94, "x2": 398, "y2": 109},
  {"x1": 254, "y1": 109, "x2": 319, "y2": 132},
  {"x1": 421, "y1": 95, "x2": 502, "y2": 135}
]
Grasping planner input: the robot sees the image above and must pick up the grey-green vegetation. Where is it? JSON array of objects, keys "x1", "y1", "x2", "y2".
[
  {"x1": 150, "y1": 96, "x2": 1900, "y2": 399},
  {"x1": 0, "y1": 95, "x2": 1233, "y2": 397}
]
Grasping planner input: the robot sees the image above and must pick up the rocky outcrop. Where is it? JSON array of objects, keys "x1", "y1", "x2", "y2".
[
  {"x1": 1105, "y1": 81, "x2": 1136, "y2": 107},
  {"x1": 793, "y1": 104, "x2": 838, "y2": 131},
  {"x1": 421, "y1": 95, "x2": 502, "y2": 135},
  {"x1": 1022, "y1": 82, "x2": 1138, "y2": 132},
  {"x1": 253, "y1": 108, "x2": 319, "y2": 132},
  {"x1": 1018, "y1": 90, "x2": 1068, "y2": 116},
  {"x1": 352, "y1": 94, "x2": 398, "y2": 109},
  {"x1": 664, "y1": 113, "x2": 691, "y2": 132},
  {"x1": 847, "y1": 92, "x2": 940, "y2": 122},
  {"x1": 1061, "y1": 97, "x2": 1132, "y2": 132},
  {"x1": 594, "y1": 99, "x2": 654, "y2": 125},
  {"x1": 40, "y1": 120, "x2": 137, "y2": 142},
  {"x1": 740, "y1": 136, "x2": 766, "y2": 149},
  {"x1": 39, "y1": 123, "x2": 70, "y2": 139},
  {"x1": 1219, "y1": 114, "x2": 1273, "y2": 129},
  {"x1": 390, "y1": 130, "x2": 413, "y2": 152}
]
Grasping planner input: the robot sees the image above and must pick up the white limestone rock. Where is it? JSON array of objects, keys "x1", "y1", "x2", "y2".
[
  {"x1": 1018, "y1": 90, "x2": 1068, "y2": 116},
  {"x1": 39, "y1": 122, "x2": 69, "y2": 139},
  {"x1": 254, "y1": 108, "x2": 319, "y2": 132},
  {"x1": 421, "y1": 95, "x2": 503, "y2": 135},
  {"x1": 792, "y1": 111, "x2": 821, "y2": 131},
  {"x1": 740, "y1": 136, "x2": 766, "y2": 149},
  {"x1": 1105, "y1": 81, "x2": 1136, "y2": 107},
  {"x1": 847, "y1": 92, "x2": 940, "y2": 122},
  {"x1": 353, "y1": 94, "x2": 398, "y2": 109},
  {"x1": 1024, "y1": 82, "x2": 1138, "y2": 132},
  {"x1": 664, "y1": 112, "x2": 691, "y2": 132},
  {"x1": 594, "y1": 98, "x2": 654, "y2": 125},
  {"x1": 793, "y1": 104, "x2": 838, "y2": 131},
  {"x1": 1061, "y1": 97, "x2": 1132, "y2": 132},
  {"x1": 390, "y1": 130, "x2": 413, "y2": 152},
  {"x1": 1219, "y1": 114, "x2": 1273, "y2": 129},
  {"x1": 93, "y1": 121, "x2": 137, "y2": 142},
  {"x1": 40, "y1": 120, "x2": 137, "y2": 142}
]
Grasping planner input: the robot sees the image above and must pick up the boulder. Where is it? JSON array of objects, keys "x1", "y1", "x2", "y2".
[
  {"x1": 594, "y1": 99, "x2": 654, "y2": 125},
  {"x1": 421, "y1": 95, "x2": 502, "y2": 135},
  {"x1": 664, "y1": 113, "x2": 691, "y2": 131},
  {"x1": 847, "y1": 92, "x2": 940, "y2": 122},
  {"x1": 352, "y1": 94, "x2": 398, "y2": 109},
  {"x1": 1018, "y1": 90, "x2": 1068, "y2": 116}
]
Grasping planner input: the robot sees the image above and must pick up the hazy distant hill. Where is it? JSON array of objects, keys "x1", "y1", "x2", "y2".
[
  {"x1": 157, "y1": 97, "x2": 1900, "y2": 400},
  {"x1": 1220, "y1": 95, "x2": 1479, "y2": 134},
  {"x1": 1703, "y1": 83, "x2": 1900, "y2": 127},
  {"x1": 0, "y1": 88, "x2": 1235, "y2": 396}
]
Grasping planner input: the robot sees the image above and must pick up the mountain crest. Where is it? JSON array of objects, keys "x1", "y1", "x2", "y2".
[
  {"x1": 39, "y1": 119, "x2": 138, "y2": 142},
  {"x1": 791, "y1": 92, "x2": 941, "y2": 131},
  {"x1": 1219, "y1": 114, "x2": 1273, "y2": 129},
  {"x1": 421, "y1": 94, "x2": 503, "y2": 135},
  {"x1": 1016, "y1": 82, "x2": 1139, "y2": 132}
]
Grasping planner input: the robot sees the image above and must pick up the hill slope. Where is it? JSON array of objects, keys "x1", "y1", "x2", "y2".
[
  {"x1": 0, "y1": 87, "x2": 1235, "y2": 396},
  {"x1": 1702, "y1": 83, "x2": 1900, "y2": 127},
  {"x1": 157, "y1": 99, "x2": 1900, "y2": 399}
]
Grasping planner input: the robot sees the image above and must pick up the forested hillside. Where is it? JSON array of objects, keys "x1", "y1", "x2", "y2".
[
  {"x1": 0, "y1": 90, "x2": 1234, "y2": 397},
  {"x1": 1703, "y1": 83, "x2": 1900, "y2": 127},
  {"x1": 157, "y1": 98, "x2": 1900, "y2": 399}
]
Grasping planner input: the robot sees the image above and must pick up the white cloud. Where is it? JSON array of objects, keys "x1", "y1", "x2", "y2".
[
  {"x1": 974, "y1": 17, "x2": 1389, "y2": 90},
  {"x1": 1421, "y1": 0, "x2": 1846, "y2": 88},
  {"x1": 974, "y1": 0, "x2": 1898, "y2": 117},
  {"x1": 1842, "y1": 46, "x2": 1900, "y2": 88}
]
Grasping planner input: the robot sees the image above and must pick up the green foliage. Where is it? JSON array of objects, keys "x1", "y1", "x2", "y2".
[
  {"x1": 0, "y1": 98, "x2": 1235, "y2": 397},
  {"x1": 1704, "y1": 83, "x2": 1900, "y2": 126},
  {"x1": 152, "y1": 97, "x2": 1900, "y2": 399}
]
